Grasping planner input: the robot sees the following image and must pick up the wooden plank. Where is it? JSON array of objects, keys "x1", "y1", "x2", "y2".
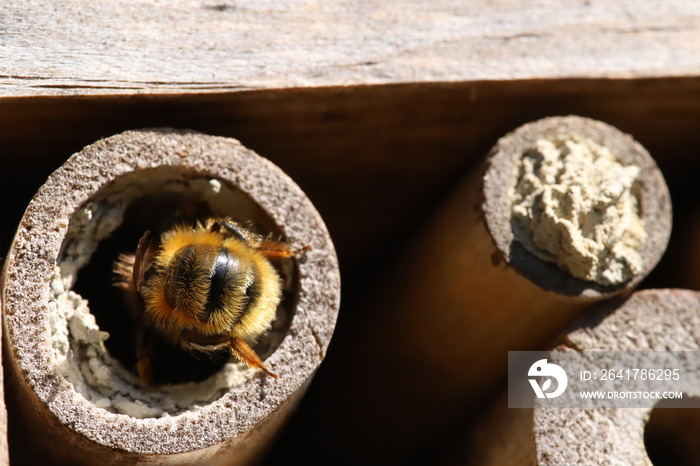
[
  {"x1": 2, "y1": 78, "x2": 700, "y2": 284},
  {"x1": 2, "y1": 1, "x2": 700, "y2": 96}
]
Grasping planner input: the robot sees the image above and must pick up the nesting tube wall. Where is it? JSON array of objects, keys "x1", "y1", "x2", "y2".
[
  {"x1": 465, "y1": 289, "x2": 700, "y2": 466},
  {"x1": 1, "y1": 129, "x2": 340, "y2": 465},
  {"x1": 321, "y1": 116, "x2": 672, "y2": 461},
  {"x1": 0, "y1": 295, "x2": 7, "y2": 465}
]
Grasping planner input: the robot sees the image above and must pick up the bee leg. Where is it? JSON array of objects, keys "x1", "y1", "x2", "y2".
[
  {"x1": 210, "y1": 219, "x2": 254, "y2": 245},
  {"x1": 256, "y1": 242, "x2": 310, "y2": 260},
  {"x1": 229, "y1": 336, "x2": 278, "y2": 379},
  {"x1": 211, "y1": 219, "x2": 308, "y2": 259},
  {"x1": 133, "y1": 230, "x2": 159, "y2": 293},
  {"x1": 136, "y1": 325, "x2": 156, "y2": 387}
]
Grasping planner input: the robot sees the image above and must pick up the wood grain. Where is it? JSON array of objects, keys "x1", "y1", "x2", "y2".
[
  {"x1": 3, "y1": 2, "x2": 700, "y2": 462},
  {"x1": 2, "y1": 1, "x2": 700, "y2": 96},
  {"x1": 2, "y1": 78, "x2": 700, "y2": 290}
]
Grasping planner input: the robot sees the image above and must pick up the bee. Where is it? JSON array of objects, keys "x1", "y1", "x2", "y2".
[{"x1": 115, "y1": 216, "x2": 301, "y2": 386}]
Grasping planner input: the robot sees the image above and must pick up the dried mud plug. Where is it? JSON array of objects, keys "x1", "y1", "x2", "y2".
[
  {"x1": 1, "y1": 129, "x2": 340, "y2": 465},
  {"x1": 488, "y1": 115, "x2": 671, "y2": 295}
]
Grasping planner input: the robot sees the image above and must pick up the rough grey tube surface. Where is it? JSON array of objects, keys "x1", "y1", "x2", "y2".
[{"x1": 2, "y1": 129, "x2": 340, "y2": 465}]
